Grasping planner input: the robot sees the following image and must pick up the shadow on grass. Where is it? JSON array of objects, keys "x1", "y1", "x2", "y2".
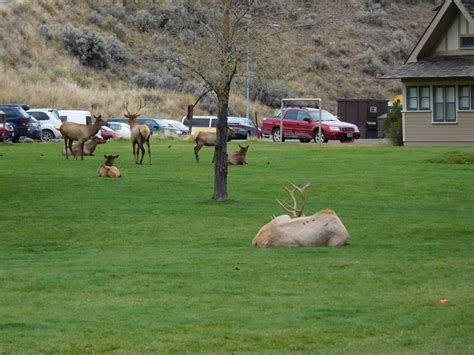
[{"x1": 427, "y1": 151, "x2": 474, "y2": 164}]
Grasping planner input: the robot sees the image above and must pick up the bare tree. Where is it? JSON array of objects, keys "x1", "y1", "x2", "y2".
[{"x1": 163, "y1": 0, "x2": 303, "y2": 201}]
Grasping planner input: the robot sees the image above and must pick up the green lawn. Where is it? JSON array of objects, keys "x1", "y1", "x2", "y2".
[{"x1": 1, "y1": 139, "x2": 473, "y2": 352}]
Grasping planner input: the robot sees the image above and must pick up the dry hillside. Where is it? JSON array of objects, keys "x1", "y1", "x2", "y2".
[{"x1": 0, "y1": 0, "x2": 438, "y2": 119}]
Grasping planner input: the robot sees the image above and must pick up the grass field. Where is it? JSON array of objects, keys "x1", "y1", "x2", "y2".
[{"x1": 0, "y1": 139, "x2": 473, "y2": 352}]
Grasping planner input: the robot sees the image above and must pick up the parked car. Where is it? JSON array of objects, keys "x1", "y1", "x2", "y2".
[
  {"x1": 100, "y1": 126, "x2": 119, "y2": 141},
  {"x1": 106, "y1": 122, "x2": 131, "y2": 139},
  {"x1": 164, "y1": 119, "x2": 190, "y2": 135},
  {"x1": 181, "y1": 115, "x2": 218, "y2": 134},
  {"x1": 0, "y1": 122, "x2": 14, "y2": 142},
  {"x1": 27, "y1": 108, "x2": 63, "y2": 141},
  {"x1": 27, "y1": 116, "x2": 42, "y2": 140},
  {"x1": 227, "y1": 117, "x2": 261, "y2": 139},
  {"x1": 108, "y1": 117, "x2": 160, "y2": 135},
  {"x1": 58, "y1": 110, "x2": 92, "y2": 125},
  {"x1": 261, "y1": 107, "x2": 360, "y2": 143},
  {"x1": 0, "y1": 104, "x2": 38, "y2": 142}
]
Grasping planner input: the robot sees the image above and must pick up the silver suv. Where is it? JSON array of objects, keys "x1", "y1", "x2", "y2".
[{"x1": 27, "y1": 108, "x2": 62, "y2": 141}]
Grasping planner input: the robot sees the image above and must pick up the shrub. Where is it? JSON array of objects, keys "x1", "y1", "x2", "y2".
[
  {"x1": 312, "y1": 53, "x2": 329, "y2": 70},
  {"x1": 251, "y1": 79, "x2": 293, "y2": 108},
  {"x1": 39, "y1": 25, "x2": 54, "y2": 42},
  {"x1": 112, "y1": 23, "x2": 127, "y2": 39},
  {"x1": 62, "y1": 24, "x2": 129, "y2": 69},
  {"x1": 358, "y1": 49, "x2": 384, "y2": 76},
  {"x1": 383, "y1": 101, "x2": 403, "y2": 146},
  {"x1": 88, "y1": 11, "x2": 104, "y2": 27},
  {"x1": 129, "y1": 69, "x2": 182, "y2": 91},
  {"x1": 358, "y1": 2, "x2": 386, "y2": 26}
]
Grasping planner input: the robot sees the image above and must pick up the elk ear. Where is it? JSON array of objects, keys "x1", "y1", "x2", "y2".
[
  {"x1": 94, "y1": 115, "x2": 102, "y2": 120},
  {"x1": 239, "y1": 144, "x2": 243, "y2": 149},
  {"x1": 114, "y1": 155, "x2": 119, "y2": 159},
  {"x1": 104, "y1": 155, "x2": 108, "y2": 159},
  {"x1": 245, "y1": 145, "x2": 249, "y2": 150},
  {"x1": 124, "y1": 114, "x2": 130, "y2": 119}
]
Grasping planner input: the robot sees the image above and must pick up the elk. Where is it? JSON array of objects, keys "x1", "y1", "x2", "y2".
[
  {"x1": 62, "y1": 136, "x2": 105, "y2": 156},
  {"x1": 252, "y1": 182, "x2": 349, "y2": 248},
  {"x1": 228, "y1": 144, "x2": 249, "y2": 165},
  {"x1": 124, "y1": 100, "x2": 151, "y2": 165},
  {"x1": 98, "y1": 155, "x2": 122, "y2": 178},
  {"x1": 59, "y1": 115, "x2": 107, "y2": 160},
  {"x1": 194, "y1": 129, "x2": 235, "y2": 163}
]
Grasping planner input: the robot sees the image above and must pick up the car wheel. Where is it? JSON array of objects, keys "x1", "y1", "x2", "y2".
[
  {"x1": 272, "y1": 128, "x2": 285, "y2": 142},
  {"x1": 313, "y1": 130, "x2": 327, "y2": 143},
  {"x1": 11, "y1": 136, "x2": 19, "y2": 143},
  {"x1": 41, "y1": 129, "x2": 55, "y2": 141}
]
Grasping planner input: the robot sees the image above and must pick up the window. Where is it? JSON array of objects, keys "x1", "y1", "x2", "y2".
[
  {"x1": 29, "y1": 112, "x2": 49, "y2": 121},
  {"x1": 433, "y1": 86, "x2": 456, "y2": 123},
  {"x1": 407, "y1": 86, "x2": 418, "y2": 110},
  {"x1": 419, "y1": 86, "x2": 430, "y2": 110},
  {"x1": 190, "y1": 118, "x2": 210, "y2": 127},
  {"x1": 285, "y1": 110, "x2": 298, "y2": 120},
  {"x1": 459, "y1": 85, "x2": 470, "y2": 110},
  {"x1": 460, "y1": 36, "x2": 474, "y2": 48},
  {"x1": 297, "y1": 111, "x2": 310, "y2": 121}
]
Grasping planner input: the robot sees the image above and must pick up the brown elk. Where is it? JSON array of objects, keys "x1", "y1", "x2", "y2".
[
  {"x1": 252, "y1": 182, "x2": 349, "y2": 248},
  {"x1": 194, "y1": 129, "x2": 235, "y2": 163},
  {"x1": 98, "y1": 155, "x2": 122, "y2": 178},
  {"x1": 124, "y1": 100, "x2": 151, "y2": 165},
  {"x1": 59, "y1": 115, "x2": 107, "y2": 160},
  {"x1": 62, "y1": 136, "x2": 105, "y2": 156},
  {"x1": 228, "y1": 144, "x2": 249, "y2": 165}
]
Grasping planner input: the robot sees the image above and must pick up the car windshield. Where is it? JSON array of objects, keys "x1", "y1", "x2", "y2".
[
  {"x1": 309, "y1": 110, "x2": 340, "y2": 122},
  {"x1": 154, "y1": 119, "x2": 174, "y2": 127},
  {"x1": 168, "y1": 121, "x2": 187, "y2": 130}
]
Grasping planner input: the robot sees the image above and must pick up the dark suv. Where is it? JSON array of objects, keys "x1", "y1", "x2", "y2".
[{"x1": 0, "y1": 104, "x2": 41, "y2": 142}]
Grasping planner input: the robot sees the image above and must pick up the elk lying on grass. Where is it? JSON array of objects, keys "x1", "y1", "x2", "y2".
[
  {"x1": 98, "y1": 155, "x2": 121, "y2": 178},
  {"x1": 252, "y1": 182, "x2": 349, "y2": 248},
  {"x1": 228, "y1": 144, "x2": 249, "y2": 165},
  {"x1": 124, "y1": 100, "x2": 151, "y2": 165},
  {"x1": 194, "y1": 129, "x2": 235, "y2": 163},
  {"x1": 59, "y1": 115, "x2": 107, "y2": 160},
  {"x1": 62, "y1": 136, "x2": 105, "y2": 156}
]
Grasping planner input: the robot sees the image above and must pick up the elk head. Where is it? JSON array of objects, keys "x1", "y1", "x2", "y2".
[
  {"x1": 104, "y1": 154, "x2": 119, "y2": 166},
  {"x1": 93, "y1": 114, "x2": 107, "y2": 127},
  {"x1": 276, "y1": 182, "x2": 311, "y2": 218},
  {"x1": 124, "y1": 99, "x2": 146, "y2": 125}
]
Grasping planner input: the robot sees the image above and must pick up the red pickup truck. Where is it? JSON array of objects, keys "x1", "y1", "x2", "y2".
[{"x1": 261, "y1": 107, "x2": 360, "y2": 143}]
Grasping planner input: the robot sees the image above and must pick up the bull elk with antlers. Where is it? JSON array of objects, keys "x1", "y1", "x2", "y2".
[
  {"x1": 124, "y1": 100, "x2": 151, "y2": 165},
  {"x1": 59, "y1": 115, "x2": 107, "y2": 160},
  {"x1": 252, "y1": 182, "x2": 349, "y2": 248}
]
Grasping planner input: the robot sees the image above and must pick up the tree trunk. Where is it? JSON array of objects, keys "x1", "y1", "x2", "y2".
[{"x1": 212, "y1": 93, "x2": 229, "y2": 201}]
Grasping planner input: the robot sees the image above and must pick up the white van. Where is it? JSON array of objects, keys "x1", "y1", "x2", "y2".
[
  {"x1": 181, "y1": 115, "x2": 218, "y2": 134},
  {"x1": 58, "y1": 110, "x2": 92, "y2": 125}
]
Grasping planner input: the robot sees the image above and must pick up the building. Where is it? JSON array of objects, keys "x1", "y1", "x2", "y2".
[
  {"x1": 382, "y1": 0, "x2": 474, "y2": 146},
  {"x1": 337, "y1": 99, "x2": 388, "y2": 139}
]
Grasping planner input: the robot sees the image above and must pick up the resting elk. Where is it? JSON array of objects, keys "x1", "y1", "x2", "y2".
[
  {"x1": 59, "y1": 115, "x2": 107, "y2": 160},
  {"x1": 228, "y1": 144, "x2": 249, "y2": 165},
  {"x1": 252, "y1": 182, "x2": 349, "y2": 248},
  {"x1": 124, "y1": 100, "x2": 151, "y2": 165},
  {"x1": 194, "y1": 129, "x2": 235, "y2": 163},
  {"x1": 98, "y1": 155, "x2": 122, "y2": 178},
  {"x1": 62, "y1": 136, "x2": 105, "y2": 156}
]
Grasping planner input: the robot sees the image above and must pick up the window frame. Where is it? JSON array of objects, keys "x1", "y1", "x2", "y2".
[
  {"x1": 458, "y1": 85, "x2": 470, "y2": 110},
  {"x1": 419, "y1": 86, "x2": 431, "y2": 110},
  {"x1": 406, "y1": 86, "x2": 418, "y2": 111},
  {"x1": 432, "y1": 85, "x2": 457, "y2": 124}
]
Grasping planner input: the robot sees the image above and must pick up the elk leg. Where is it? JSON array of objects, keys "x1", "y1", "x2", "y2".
[
  {"x1": 64, "y1": 138, "x2": 69, "y2": 159},
  {"x1": 132, "y1": 142, "x2": 137, "y2": 164},
  {"x1": 194, "y1": 144, "x2": 201, "y2": 163},
  {"x1": 68, "y1": 139, "x2": 75, "y2": 159},
  {"x1": 139, "y1": 144, "x2": 145, "y2": 165},
  {"x1": 79, "y1": 140, "x2": 85, "y2": 160},
  {"x1": 146, "y1": 139, "x2": 152, "y2": 165}
]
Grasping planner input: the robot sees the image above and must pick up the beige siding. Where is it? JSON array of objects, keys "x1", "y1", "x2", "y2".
[
  {"x1": 434, "y1": 12, "x2": 474, "y2": 55},
  {"x1": 404, "y1": 111, "x2": 474, "y2": 146}
]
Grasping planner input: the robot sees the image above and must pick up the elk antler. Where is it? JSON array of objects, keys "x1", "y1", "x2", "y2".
[
  {"x1": 276, "y1": 182, "x2": 311, "y2": 218},
  {"x1": 124, "y1": 99, "x2": 146, "y2": 117}
]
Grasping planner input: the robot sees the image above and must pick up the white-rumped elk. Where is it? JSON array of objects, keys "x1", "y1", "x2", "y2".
[
  {"x1": 98, "y1": 155, "x2": 121, "y2": 178},
  {"x1": 252, "y1": 182, "x2": 349, "y2": 248},
  {"x1": 124, "y1": 100, "x2": 151, "y2": 165},
  {"x1": 194, "y1": 129, "x2": 235, "y2": 163},
  {"x1": 62, "y1": 136, "x2": 105, "y2": 156},
  {"x1": 59, "y1": 115, "x2": 107, "y2": 160},
  {"x1": 228, "y1": 144, "x2": 249, "y2": 165}
]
